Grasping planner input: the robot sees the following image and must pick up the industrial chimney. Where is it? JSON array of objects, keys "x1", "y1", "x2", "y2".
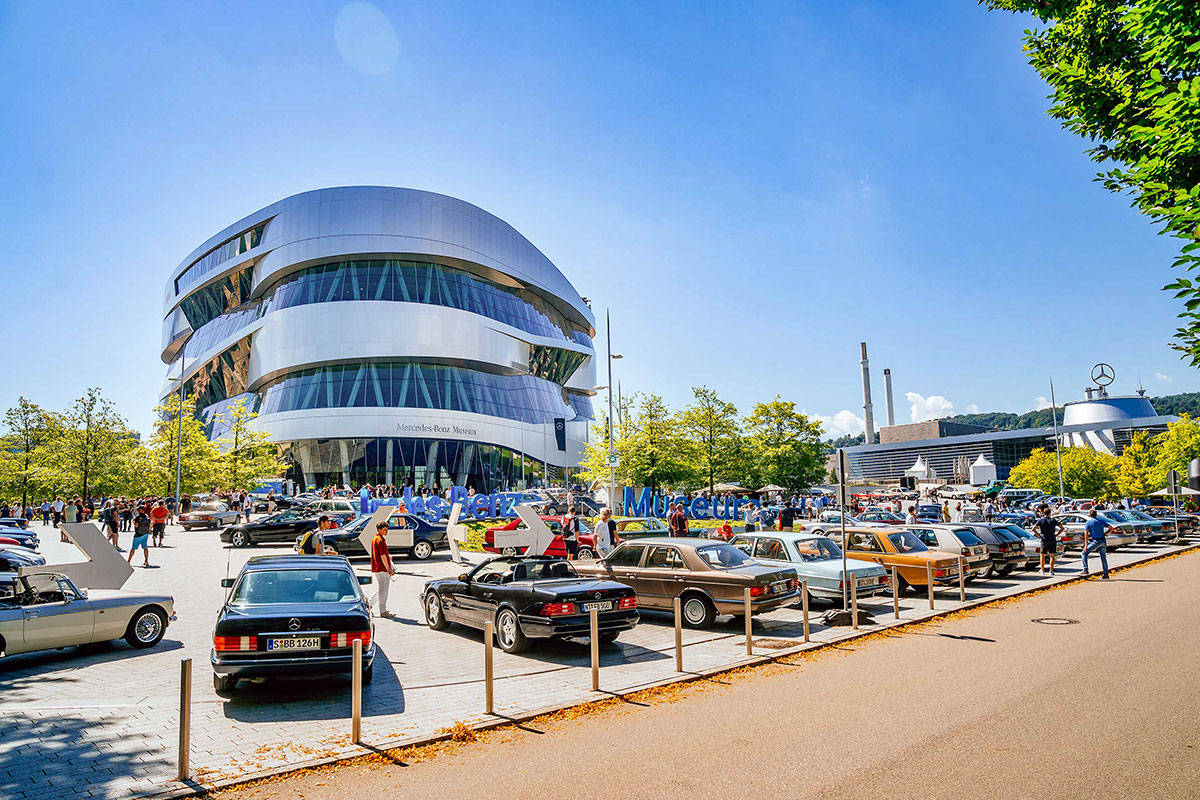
[
  {"x1": 883, "y1": 368, "x2": 895, "y2": 427},
  {"x1": 860, "y1": 342, "x2": 875, "y2": 444}
]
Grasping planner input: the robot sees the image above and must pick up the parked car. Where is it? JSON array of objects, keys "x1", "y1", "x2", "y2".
[
  {"x1": 1139, "y1": 505, "x2": 1197, "y2": 532},
  {"x1": 809, "y1": 514, "x2": 884, "y2": 537},
  {"x1": 995, "y1": 524, "x2": 1043, "y2": 567},
  {"x1": 422, "y1": 555, "x2": 638, "y2": 653},
  {"x1": 729, "y1": 531, "x2": 889, "y2": 603},
  {"x1": 915, "y1": 505, "x2": 943, "y2": 522},
  {"x1": 1103, "y1": 510, "x2": 1170, "y2": 542},
  {"x1": 610, "y1": 517, "x2": 672, "y2": 542},
  {"x1": 573, "y1": 538, "x2": 799, "y2": 628},
  {"x1": 902, "y1": 524, "x2": 991, "y2": 579},
  {"x1": 0, "y1": 527, "x2": 39, "y2": 551},
  {"x1": 178, "y1": 502, "x2": 242, "y2": 531},
  {"x1": 0, "y1": 517, "x2": 29, "y2": 529},
  {"x1": 995, "y1": 510, "x2": 1036, "y2": 529},
  {"x1": 842, "y1": 528, "x2": 962, "y2": 594},
  {"x1": 313, "y1": 512, "x2": 449, "y2": 560},
  {"x1": 0, "y1": 571, "x2": 174, "y2": 657},
  {"x1": 531, "y1": 495, "x2": 602, "y2": 517},
  {"x1": 302, "y1": 499, "x2": 358, "y2": 524},
  {"x1": 963, "y1": 524, "x2": 1027, "y2": 576},
  {"x1": 0, "y1": 546, "x2": 46, "y2": 572},
  {"x1": 220, "y1": 510, "x2": 320, "y2": 548},
  {"x1": 483, "y1": 515, "x2": 597, "y2": 558},
  {"x1": 249, "y1": 494, "x2": 299, "y2": 513},
  {"x1": 1053, "y1": 513, "x2": 1138, "y2": 551},
  {"x1": 211, "y1": 555, "x2": 375, "y2": 693},
  {"x1": 858, "y1": 510, "x2": 906, "y2": 525}
]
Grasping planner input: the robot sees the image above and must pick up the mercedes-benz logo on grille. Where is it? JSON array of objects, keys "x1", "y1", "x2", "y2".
[
  {"x1": 288, "y1": 618, "x2": 301, "y2": 631},
  {"x1": 593, "y1": 592, "x2": 601, "y2": 599}
]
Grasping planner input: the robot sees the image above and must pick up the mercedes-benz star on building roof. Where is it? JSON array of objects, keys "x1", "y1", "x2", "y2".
[{"x1": 160, "y1": 187, "x2": 596, "y2": 492}]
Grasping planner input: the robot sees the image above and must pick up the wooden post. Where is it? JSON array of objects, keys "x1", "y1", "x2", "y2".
[
  {"x1": 926, "y1": 561, "x2": 935, "y2": 610},
  {"x1": 801, "y1": 580, "x2": 810, "y2": 643},
  {"x1": 958, "y1": 556, "x2": 966, "y2": 602},
  {"x1": 673, "y1": 596, "x2": 683, "y2": 672},
  {"x1": 484, "y1": 620, "x2": 494, "y2": 714},
  {"x1": 351, "y1": 640, "x2": 363, "y2": 744},
  {"x1": 851, "y1": 579, "x2": 859, "y2": 630},
  {"x1": 892, "y1": 567, "x2": 900, "y2": 619},
  {"x1": 744, "y1": 587, "x2": 753, "y2": 656},
  {"x1": 590, "y1": 608, "x2": 600, "y2": 691},
  {"x1": 177, "y1": 658, "x2": 191, "y2": 782}
]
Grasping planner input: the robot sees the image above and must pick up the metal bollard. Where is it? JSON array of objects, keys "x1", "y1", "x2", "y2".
[
  {"x1": 484, "y1": 620, "x2": 494, "y2": 715},
  {"x1": 744, "y1": 587, "x2": 753, "y2": 656},
  {"x1": 892, "y1": 568, "x2": 900, "y2": 619},
  {"x1": 177, "y1": 658, "x2": 191, "y2": 782},
  {"x1": 851, "y1": 579, "x2": 859, "y2": 630},
  {"x1": 351, "y1": 639, "x2": 363, "y2": 744},
  {"x1": 958, "y1": 556, "x2": 966, "y2": 602},
  {"x1": 673, "y1": 596, "x2": 683, "y2": 673},
  {"x1": 801, "y1": 580, "x2": 810, "y2": 642},
  {"x1": 590, "y1": 608, "x2": 600, "y2": 691},
  {"x1": 926, "y1": 561, "x2": 935, "y2": 610}
]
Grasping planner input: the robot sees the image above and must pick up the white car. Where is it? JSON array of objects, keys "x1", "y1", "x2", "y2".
[
  {"x1": 1054, "y1": 513, "x2": 1138, "y2": 550},
  {"x1": 903, "y1": 524, "x2": 992, "y2": 578},
  {"x1": 0, "y1": 571, "x2": 175, "y2": 657}
]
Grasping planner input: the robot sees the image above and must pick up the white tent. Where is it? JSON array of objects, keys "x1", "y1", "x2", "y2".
[
  {"x1": 904, "y1": 457, "x2": 930, "y2": 481},
  {"x1": 969, "y1": 454, "x2": 997, "y2": 486}
]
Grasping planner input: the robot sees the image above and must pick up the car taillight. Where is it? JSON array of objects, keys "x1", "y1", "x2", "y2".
[
  {"x1": 879, "y1": 574, "x2": 889, "y2": 584},
  {"x1": 961, "y1": 547, "x2": 971, "y2": 556},
  {"x1": 934, "y1": 568, "x2": 949, "y2": 578},
  {"x1": 618, "y1": 596, "x2": 637, "y2": 610},
  {"x1": 213, "y1": 635, "x2": 257, "y2": 651},
  {"x1": 750, "y1": 585, "x2": 769, "y2": 597},
  {"x1": 331, "y1": 631, "x2": 371, "y2": 648},
  {"x1": 539, "y1": 602, "x2": 577, "y2": 616},
  {"x1": 788, "y1": 578, "x2": 798, "y2": 590}
]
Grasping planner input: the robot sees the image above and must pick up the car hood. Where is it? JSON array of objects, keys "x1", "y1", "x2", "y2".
[{"x1": 86, "y1": 588, "x2": 175, "y2": 607}]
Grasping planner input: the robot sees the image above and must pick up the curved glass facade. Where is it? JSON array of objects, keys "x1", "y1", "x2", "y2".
[
  {"x1": 179, "y1": 267, "x2": 253, "y2": 331},
  {"x1": 260, "y1": 259, "x2": 590, "y2": 345},
  {"x1": 259, "y1": 361, "x2": 573, "y2": 424},
  {"x1": 175, "y1": 223, "x2": 264, "y2": 294}
]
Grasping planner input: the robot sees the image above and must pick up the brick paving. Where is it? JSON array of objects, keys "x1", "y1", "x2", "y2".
[{"x1": 0, "y1": 520, "x2": 1192, "y2": 799}]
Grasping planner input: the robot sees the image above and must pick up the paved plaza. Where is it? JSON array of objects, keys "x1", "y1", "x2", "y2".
[{"x1": 1, "y1": 520, "x2": 1195, "y2": 800}]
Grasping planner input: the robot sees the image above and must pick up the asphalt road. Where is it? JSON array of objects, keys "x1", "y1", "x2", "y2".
[{"x1": 216, "y1": 550, "x2": 1200, "y2": 800}]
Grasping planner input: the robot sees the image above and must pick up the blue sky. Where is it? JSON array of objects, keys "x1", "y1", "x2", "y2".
[{"x1": 0, "y1": 1, "x2": 1188, "y2": 437}]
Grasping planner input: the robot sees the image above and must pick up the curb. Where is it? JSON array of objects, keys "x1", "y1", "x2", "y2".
[{"x1": 147, "y1": 539, "x2": 1200, "y2": 799}]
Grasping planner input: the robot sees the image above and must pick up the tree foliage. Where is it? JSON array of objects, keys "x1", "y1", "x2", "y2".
[
  {"x1": 742, "y1": 398, "x2": 826, "y2": 492},
  {"x1": 987, "y1": 0, "x2": 1200, "y2": 361},
  {"x1": 0, "y1": 398, "x2": 53, "y2": 506},
  {"x1": 1116, "y1": 431, "x2": 1161, "y2": 497},
  {"x1": 214, "y1": 398, "x2": 285, "y2": 491},
  {"x1": 679, "y1": 386, "x2": 740, "y2": 491},
  {"x1": 136, "y1": 393, "x2": 221, "y2": 496},
  {"x1": 1008, "y1": 446, "x2": 1119, "y2": 499},
  {"x1": 38, "y1": 388, "x2": 138, "y2": 499}
]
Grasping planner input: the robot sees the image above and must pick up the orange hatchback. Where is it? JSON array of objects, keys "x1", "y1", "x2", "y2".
[{"x1": 842, "y1": 528, "x2": 961, "y2": 594}]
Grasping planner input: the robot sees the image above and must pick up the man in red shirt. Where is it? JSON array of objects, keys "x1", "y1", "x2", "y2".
[
  {"x1": 370, "y1": 520, "x2": 395, "y2": 618},
  {"x1": 668, "y1": 502, "x2": 689, "y2": 537},
  {"x1": 150, "y1": 500, "x2": 169, "y2": 547}
]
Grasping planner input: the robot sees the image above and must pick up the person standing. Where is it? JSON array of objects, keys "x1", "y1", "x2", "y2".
[
  {"x1": 150, "y1": 499, "x2": 169, "y2": 547},
  {"x1": 370, "y1": 520, "x2": 395, "y2": 617},
  {"x1": 905, "y1": 505, "x2": 918, "y2": 525},
  {"x1": 267, "y1": 490, "x2": 276, "y2": 515},
  {"x1": 941, "y1": 501, "x2": 951, "y2": 523},
  {"x1": 128, "y1": 506, "x2": 151, "y2": 567},
  {"x1": 561, "y1": 507, "x2": 580, "y2": 560},
  {"x1": 299, "y1": 515, "x2": 331, "y2": 555},
  {"x1": 1034, "y1": 508, "x2": 1063, "y2": 575},
  {"x1": 743, "y1": 502, "x2": 758, "y2": 533},
  {"x1": 1082, "y1": 509, "x2": 1111, "y2": 579},
  {"x1": 593, "y1": 507, "x2": 616, "y2": 559},
  {"x1": 984, "y1": 500, "x2": 996, "y2": 522},
  {"x1": 668, "y1": 502, "x2": 689, "y2": 537},
  {"x1": 102, "y1": 500, "x2": 119, "y2": 548}
]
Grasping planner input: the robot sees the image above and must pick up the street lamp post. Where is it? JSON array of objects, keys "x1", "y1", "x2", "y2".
[
  {"x1": 604, "y1": 310, "x2": 622, "y2": 513},
  {"x1": 169, "y1": 350, "x2": 186, "y2": 520}
]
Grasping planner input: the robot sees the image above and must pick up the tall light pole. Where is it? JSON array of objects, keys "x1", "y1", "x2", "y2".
[
  {"x1": 597, "y1": 309, "x2": 622, "y2": 512},
  {"x1": 1050, "y1": 380, "x2": 1065, "y2": 503},
  {"x1": 168, "y1": 349, "x2": 186, "y2": 518}
]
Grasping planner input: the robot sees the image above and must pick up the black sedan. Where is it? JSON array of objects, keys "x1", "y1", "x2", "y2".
[
  {"x1": 422, "y1": 555, "x2": 639, "y2": 654},
  {"x1": 211, "y1": 555, "x2": 375, "y2": 693},
  {"x1": 0, "y1": 527, "x2": 39, "y2": 551},
  {"x1": 0, "y1": 517, "x2": 29, "y2": 529},
  {"x1": 220, "y1": 510, "x2": 319, "y2": 548},
  {"x1": 967, "y1": 524, "x2": 1027, "y2": 576},
  {"x1": 316, "y1": 512, "x2": 449, "y2": 560}
]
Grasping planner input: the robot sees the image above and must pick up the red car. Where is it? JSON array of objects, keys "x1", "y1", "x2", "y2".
[{"x1": 484, "y1": 515, "x2": 599, "y2": 558}]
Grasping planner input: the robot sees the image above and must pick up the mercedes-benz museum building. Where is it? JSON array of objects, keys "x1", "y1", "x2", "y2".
[{"x1": 160, "y1": 187, "x2": 596, "y2": 492}]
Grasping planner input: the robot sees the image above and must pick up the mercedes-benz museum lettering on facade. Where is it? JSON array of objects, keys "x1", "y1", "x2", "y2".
[{"x1": 159, "y1": 187, "x2": 596, "y2": 492}]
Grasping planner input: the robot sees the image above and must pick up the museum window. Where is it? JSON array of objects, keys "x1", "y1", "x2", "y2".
[{"x1": 174, "y1": 223, "x2": 265, "y2": 294}]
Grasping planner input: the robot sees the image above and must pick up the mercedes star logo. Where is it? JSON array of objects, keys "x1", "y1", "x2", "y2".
[
  {"x1": 1091, "y1": 362, "x2": 1115, "y2": 387},
  {"x1": 288, "y1": 618, "x2": 301, "y2": 631},
  {"x1": 593, "y1": 592, "x2": 601, "y2": 599}
]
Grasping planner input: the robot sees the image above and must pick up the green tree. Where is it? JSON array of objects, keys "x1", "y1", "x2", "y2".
[
  {"x1": 1147, "y1": 412, "x2": 1200, "y2": 487},
  {"x1": 987, "y1": 0, "x2": 1200, "y2": 361},
  {"x1": 144, "y1": 393, "x2": 220, "y2": 496},
  {"x1": 679, "y1": 386, "x2": 740, "y2": 491},
  {"x1": 0, "y1": 398, "x2": 52, "y2": 506},
  {"x1": 1116, "y1": 431, "x2": 1162, "y2": 497},
  {"x1": 214, "y1": 398, "x2": 285, "y2": 491},
  {"x1": 742, "y1": 397, "x2": 826, "y2": 491},
  {"x1": 578, "y1": 393, "x2": 698, "y2": 492},
  {"x1": 40, "y1": 388, "x2": 138, "y2": 498},
  {"x1": 1009, "y1": 447, "x2": 1119, "y2": 499}
]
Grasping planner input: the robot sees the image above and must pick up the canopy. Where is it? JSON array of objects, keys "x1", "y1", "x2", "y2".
[
  {"x1": 904, "y1": 457, "x2": 930, "y2": 479},
  {"x1": 712, "y1": 482, "x2": 749, "y2": 493},
  {"x1": 1150, "y1": 486, "x2": 1200, "y2": 496},
  {"x1": 756, "y1": 484, "x2": 787, "y2": 493}
]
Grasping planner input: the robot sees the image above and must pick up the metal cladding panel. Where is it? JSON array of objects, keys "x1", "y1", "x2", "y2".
[{"x1": 1061, "y1": 396, "x2": 1158, "y2": 426}]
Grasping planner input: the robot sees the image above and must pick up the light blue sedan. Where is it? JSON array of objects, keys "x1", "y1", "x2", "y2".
[{"x1": 730, "y1": 531, "x2": 890, "y2": 603}]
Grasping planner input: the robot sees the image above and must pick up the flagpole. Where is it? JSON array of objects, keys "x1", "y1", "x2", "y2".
[{"x1": 1050, "y1": 380, "x2": 1065, "y2": 503}]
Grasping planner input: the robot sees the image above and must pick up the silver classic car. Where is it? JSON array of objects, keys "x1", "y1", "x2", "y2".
[{"x1": 0, "y1": 571, "x2": 175, "y2": 656}]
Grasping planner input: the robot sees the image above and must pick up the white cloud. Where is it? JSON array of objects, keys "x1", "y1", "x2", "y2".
[
  {"x1": 1156, "y1": 371, "x2": 1173, "y2": 383},
  {"x1": 1033, "y1": 396, "x2": 1052, "y2": 411},
  {"x1": 965, "y1": 403, "x2": 980, "y2": 414},
  {"x1": 905, "y1": 392, "x2": 954, "y2": 423},
  {"x1": 811, "y1": 409, "x2": 865, "y2": 439}
]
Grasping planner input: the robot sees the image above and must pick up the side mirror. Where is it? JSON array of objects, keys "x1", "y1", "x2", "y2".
[
  {"x1": 357, "y1": 575, "x2": 373, "y2": 585},
  {"x1": 458, "y1": 573, "x2": 470, "y2": 583},
  {"x1": 220, "y1": 578, "x2": 234, "y2": 588}
]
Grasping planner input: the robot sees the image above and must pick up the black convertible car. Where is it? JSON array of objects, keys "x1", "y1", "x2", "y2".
[
  {"x1": 211, "y1": 555, "x2": 375, "y2": 693},
  {"x1": 422, "y1": 556, "x2": 639, "y2": 654},
  {"x1": 316, "y1": 512, "x2": 449, "y2": 560},
  {"x1": 220, "y1": 510, "x2": 319, "y2": 548}
]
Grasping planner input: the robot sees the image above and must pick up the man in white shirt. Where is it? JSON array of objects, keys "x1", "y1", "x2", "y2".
[{"x1": 593, "y1": 507, "x2": 616, "y2": 558}]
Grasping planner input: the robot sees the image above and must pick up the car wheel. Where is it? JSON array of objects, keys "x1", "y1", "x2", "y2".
[
  {"x1": 598, "y1": 631, "x2": 620, "y2": 646},
  {"x1": 362, "y1": 662, "x2": 374, "y2": 685},
  {"x1": 576, "y1": 547, "x2": 595, "y2": 560},
  {"x1": 411, "y1": 540, "x2": 434, "y2": 560},
  {"x1": 500, "y1": 547, "x2": 518, "y2": 557},
  {"x1": 124, "y1": 608, "x2": 166, "y2": 649},
  {"x1": 231, "y1": 530, "x2": 251, "y2": 548},
  {"x1": 998, "y1": 565, "x2": 1013, "y2": 576},
  {"x1": 214, "y1": 519, "x2": 222, "y2": 530},
  {"x1": 680, "y1": 594, "x2": 715, "y2": 628},
  {"x1": 495, "y1": 608, "x2": 529, "y2": 654},
  {"x1": 425, "y1": 592, "x2": 451, "y2": 630},
  {"x1": 545, "y1": 505, "x2": 558, "y2": 516},
  {"x1": 213, "y1": 673, "x2": 238, "y2": 694}
]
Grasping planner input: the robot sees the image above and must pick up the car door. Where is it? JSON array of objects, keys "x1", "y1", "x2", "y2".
[
  {"x1": 21, "y1": 575, "x2": 95, "y2": 650},
  {"x1": 639, "y1": 545, "x2": 687, "y2": 603},
  {"x1": 461, "y1": 561, "x2": 513, "y2": 626},
  {"x1": 594, "y1": 543, "x2": 649, "y2": 597},
  {"x1": 751, "y1": 537, "x2": 790, "y2": 569}
]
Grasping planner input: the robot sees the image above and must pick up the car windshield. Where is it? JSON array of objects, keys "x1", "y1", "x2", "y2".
[
  {"x1": 231, "y1": 569, "x2": 359, "y2": 604},
  {"x1": 886, "y1": 532, "x2": 929, "y2": 553},
  {"x1": 793, "y1": 538, "x2": 841, "y2": 562},
  {"x1": 1129, "y1": 511, "x2": 1155, "y2": 522},
  {"x1": 1003, "y1": 525, "x2": 1034, "y2": 540},
  {"x1": 694, "y1": 544, "x2": 755, "y2": 569}
]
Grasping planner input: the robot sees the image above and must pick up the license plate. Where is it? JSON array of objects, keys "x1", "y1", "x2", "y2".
[
  {"x1": 581, "y1": 601, "x2": 612, "y2": 612},
  {"x1": 267, "y1": 636, "x2": 321, "y2": 651},
  {"x1": 855, "y1": 576, "x2": 875, "y2": 587},
  {"x1": 771, "y1": 580, "x2": 790, "y2": 594}
]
